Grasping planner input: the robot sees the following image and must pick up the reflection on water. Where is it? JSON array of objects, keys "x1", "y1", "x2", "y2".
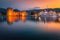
[
  {"x1": 7, "y1": 16, "x2": 26, "y2": 24},
  {"x1": 0, "y1": 15, "x2": 60, "y2": 32},
  {"x1": 38, "y1": 22, "x2": 60, "y2": 32},
  {"x1": 7, "y1": 15, "x2": 60, "y2": 23},
  {"x1": 0, "y1": 15, "x2": 60, "y2": 39}
]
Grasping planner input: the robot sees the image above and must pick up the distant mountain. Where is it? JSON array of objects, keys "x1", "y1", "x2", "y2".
[
  {"x1": 54, "y1": 8, "x2": 60, "y2": 12},
  {"x1": 13, "y1": 9, "x2": 20, "y2": 12}
]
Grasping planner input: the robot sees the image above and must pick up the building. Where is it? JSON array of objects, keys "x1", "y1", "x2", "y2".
[{"x1": 7, "y1": 8, "x2": 27, "y2": 23}]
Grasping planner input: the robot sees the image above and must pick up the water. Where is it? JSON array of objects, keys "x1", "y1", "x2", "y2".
[{"x1": 0, "y1": 16, "x2": 60, "y2": 40}]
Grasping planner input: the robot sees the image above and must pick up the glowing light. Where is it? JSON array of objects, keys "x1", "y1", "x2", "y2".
[
  {"x1": 7, "y1": 8, "x2": 27, "y2": 23},
  {"x1": 39, "y1": 22, "x2": 60, "y2": 32},
  {"x1": 58, "y1": 18, "x2": 60, "y2": 22}
]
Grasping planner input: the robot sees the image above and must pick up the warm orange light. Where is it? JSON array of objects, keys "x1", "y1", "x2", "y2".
[
  {"x1": 39, "y1": 22, "x2": 60, "y2": 32},
  {"x1": 7, "y1": 8, "x2": 27, "y2": 23},
  {"x1": 58, "y1": 18, "x2": 60, "y2": 22},
  {"x1": 20, "y1": 16, "x2": 26, "y2": 22},
  {"x1": 19, "y1": 11, "x2": 27, "y2": 22}
]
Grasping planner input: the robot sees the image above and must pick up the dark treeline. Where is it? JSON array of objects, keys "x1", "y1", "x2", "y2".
[
  {"x1": 0, "y1": 8, "x2": 20, "y2": 16},
  {"x1": 0, "y1": 8, "x2": 60, "y2": 16},
  {"x1": 0, "y1": 8, "x2": 7, "y2": 16}
]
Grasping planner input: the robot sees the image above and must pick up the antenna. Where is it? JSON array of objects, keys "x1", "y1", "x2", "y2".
[{"x1": 46, "y1": 3, "x2": 48, "y2": 11}]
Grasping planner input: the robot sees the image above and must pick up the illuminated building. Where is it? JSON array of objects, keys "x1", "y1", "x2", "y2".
[
  {"x1": 7, "y1": 8, "x2": 13, "y2": 16},
  {"x1": 7, "y1": 8, "x2": 14, "y2": 23},
  {"x1": 7, "y1": 8, "x2": 27, "y2": 23},
  {"x1": 19, "y1": 11, "x2": 27, "y2": 22},
  {"x1": 58, "y1": 12, "x2": 60, "y2": 17},
  {"x1": 57, "y1": 12, "x2": 60, "y2": 22}
]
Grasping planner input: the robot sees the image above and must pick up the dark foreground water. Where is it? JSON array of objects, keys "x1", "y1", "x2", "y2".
[{"x1": 0, "y1": 16, "x2": 60, "y2": 40}]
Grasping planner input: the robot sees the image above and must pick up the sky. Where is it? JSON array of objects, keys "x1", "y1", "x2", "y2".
[{"x1": 0, "y1": 0, "x2": 60, "y2": 10}]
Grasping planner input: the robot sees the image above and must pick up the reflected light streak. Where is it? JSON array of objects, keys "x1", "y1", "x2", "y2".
[{"x1": 39, "y1": 22, "x2": 60, "y2": 32}]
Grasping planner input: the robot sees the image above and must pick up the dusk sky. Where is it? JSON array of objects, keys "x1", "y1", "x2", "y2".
[{"x1": 0, "y1": 0, "x2": 60, "y2": 10}]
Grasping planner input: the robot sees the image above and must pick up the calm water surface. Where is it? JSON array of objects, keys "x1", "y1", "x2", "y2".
[{"x1": 0, "y1": 16, "x2": 60, "y2": 40}]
